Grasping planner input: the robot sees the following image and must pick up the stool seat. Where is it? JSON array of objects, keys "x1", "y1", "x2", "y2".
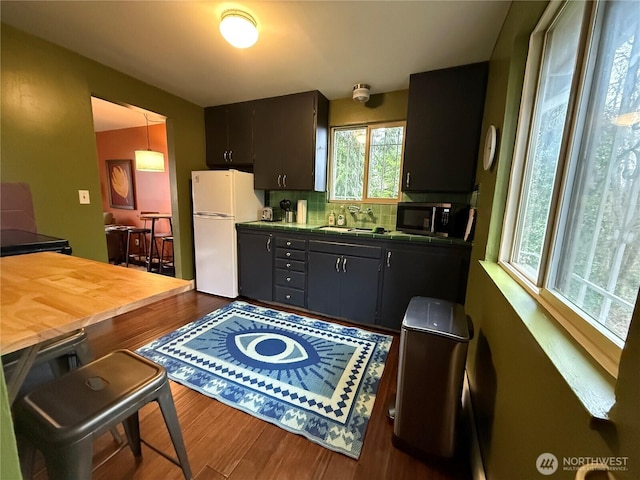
[{"x1": 15, "y1": 349, "x2": 192, "y2": 480}]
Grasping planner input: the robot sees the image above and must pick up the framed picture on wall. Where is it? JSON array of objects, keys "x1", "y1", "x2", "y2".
[{"x1": 106, "y1": 159, "x2": 136, "y2": 209}]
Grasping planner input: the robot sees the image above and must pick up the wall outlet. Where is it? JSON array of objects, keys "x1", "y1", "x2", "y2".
[{"x1": 78, "y1": 190, "x2": 90, "y2": 204}]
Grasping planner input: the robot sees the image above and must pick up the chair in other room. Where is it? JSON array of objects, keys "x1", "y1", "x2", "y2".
[{"x1": 14, "y1": 349, "x2": 192, "y2": 480}]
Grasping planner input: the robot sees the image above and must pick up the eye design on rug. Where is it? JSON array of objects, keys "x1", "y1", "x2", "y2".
[{"x1": 234, "y1": 333, "x2": 309, "y2": 364}]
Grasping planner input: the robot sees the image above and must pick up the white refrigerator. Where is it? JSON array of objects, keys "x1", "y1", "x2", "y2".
[{"x1": 191, "y1": 170, "x2": 264, "y2": 298}]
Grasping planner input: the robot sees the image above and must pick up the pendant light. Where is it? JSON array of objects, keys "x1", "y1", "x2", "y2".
[
  {"x1": 135, "y1": 115, "x2": 165, "y2": 172},
  {"x1": 220, "y1": 10, "x2": 258, "y2": 48}
]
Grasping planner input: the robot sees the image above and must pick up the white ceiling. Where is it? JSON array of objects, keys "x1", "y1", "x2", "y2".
[{"x1": 1, "y1": 1, "x2": 510, "y2": 129}]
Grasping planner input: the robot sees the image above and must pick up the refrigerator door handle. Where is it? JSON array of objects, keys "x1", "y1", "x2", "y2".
[{"x1": 194, "y1": 212, "x2": 233, "y2": 218}]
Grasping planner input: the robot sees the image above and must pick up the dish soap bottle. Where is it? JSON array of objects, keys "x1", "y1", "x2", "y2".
[
  {"x1": 337, "y1": 205, "x2": 346, "y2": 226},
  {"x1": 328, "y1": 211, "x2": 336, "y2": 226}
]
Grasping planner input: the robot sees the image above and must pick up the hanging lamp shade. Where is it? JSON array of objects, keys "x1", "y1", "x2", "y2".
[
  {"x1": 220, "y1": 10, "x2": 258, "y2": 48},
  {"x1": 135, "y1": 114, "x2": 165, "y2": 172},
  {"x1": 135, "y1": 150, "x2": 165, "y2": 172}
]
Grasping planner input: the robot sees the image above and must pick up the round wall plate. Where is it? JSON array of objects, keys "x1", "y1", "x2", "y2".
[{"x1": 483, "y1": 125, "x2": 497, "y2": 171}]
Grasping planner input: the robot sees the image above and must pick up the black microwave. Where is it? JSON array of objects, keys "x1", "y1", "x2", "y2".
[{"x1": 396, "y1": 202, "x2": 470, "y2": 238}]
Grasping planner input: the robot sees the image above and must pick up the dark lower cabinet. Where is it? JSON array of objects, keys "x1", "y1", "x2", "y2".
[
  {"x1": 307, "y1": 241, "x2": 381, "y2": 326},
  {"x1": 237, "y1": 226, "x2": 471, "y2": 332},
  {"x1": 378, "y1": 244, "x2": 471, "y2": 330},
  {"x1": 237, "y1": 230, "x2": 273, "y2": 301}
]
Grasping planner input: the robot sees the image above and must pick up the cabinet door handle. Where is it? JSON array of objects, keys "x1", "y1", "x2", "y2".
[
  {"x1": 387, "y1": 251, "x2": 392, "y2": 267},
  {"x1": 266, "y1": 236, "x2": 271, "y2": 252},
  {"x1": 229, "y1": 150, "x2": 233, "y2": 161},
  {"x1": 342, "y1": 257, "x2": 347, "y2": 273},
  {"x1": 406, "y1": 172, "x2": 411, "y2": 188},
  {"x1": 277, "y1": 175, "x2": 282, "y2": 187},
  {"x1": 282, "y1": 174, "x2": 287, "y2": 188},
  {"x1": 335, "y1": 257, "x2": 341, "y2": 272},
  {"x1": 286, "y1": 241, "x2": 291, "y2": 246},
  {"x1": 223, "y1": 151, "x2": 228, "y2": 161}
]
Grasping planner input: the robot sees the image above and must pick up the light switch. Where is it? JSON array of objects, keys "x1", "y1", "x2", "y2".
[{"x1": 78, "y1": 190, "x2": 90, "y2": 204}]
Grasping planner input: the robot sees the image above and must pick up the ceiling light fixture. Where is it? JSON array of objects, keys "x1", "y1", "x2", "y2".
[
  {"x1": 220, "y1": 9, "x2": 259, "y2": 49},
  {"x1": 135, "y1": 115, "x2": 165, "y2": 172},
  {"x1": 353, "y1": 83, "x2": 371, "y2": 103}
]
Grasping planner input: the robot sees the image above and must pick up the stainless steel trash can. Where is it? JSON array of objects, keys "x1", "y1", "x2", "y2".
[{"x1": 392, "y1": 296, "x2": 471, "y2": 458}]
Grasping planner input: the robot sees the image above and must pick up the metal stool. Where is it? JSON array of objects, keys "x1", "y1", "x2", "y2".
[
  {"x1": 14, "y1": 349, "x2": 192, "y2": 480},
  {"x1": 160, "y1": 236, "x2": 174, "y2": 275},
  {"x1": 2, "y1": 329, "x2": 93, "y2": 398},
  {"x1": 125, "y1": 227, "x2": 150, "y2": 267}
]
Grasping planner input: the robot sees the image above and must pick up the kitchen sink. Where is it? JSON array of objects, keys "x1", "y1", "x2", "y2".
[
  {"x1": 318, "y1": 226, "x2": 386, "y2": 234},
  {"x1": 318, "y1": 226, "x2": 350, "y2": 232}
]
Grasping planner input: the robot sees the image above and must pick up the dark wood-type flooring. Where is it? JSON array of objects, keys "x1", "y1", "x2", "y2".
[{"x1": 22, "y1": 291, "x2": 471, "y2": 480}]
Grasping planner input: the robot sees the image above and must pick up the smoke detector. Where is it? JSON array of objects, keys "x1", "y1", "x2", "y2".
[{"x1": 352, "y1": 83, "x2": 371, "y2": 103}]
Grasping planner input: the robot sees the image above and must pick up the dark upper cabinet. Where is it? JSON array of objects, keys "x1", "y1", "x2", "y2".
[
  {"x1": 253, "y1": 90, "x2": 329, "y2": 191},
  {"x1": 237, "y1": 230, "x2": 273, "y2": 301},
  {"x1": 402, "y1": 62, "x2": 489, "y2": 193},
  {"x1": 205, "y1": 101, "x2": 254, "y2": 168},
  {"x1": 378, "y1": 243, "x2": 471, "y2": 330}
]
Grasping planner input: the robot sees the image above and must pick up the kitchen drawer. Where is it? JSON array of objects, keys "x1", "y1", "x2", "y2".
[
  {"x1": 275, "y1": 286, "x2": 305, "y2": 308},
  {"x1": 275, "y1": 269, "x2": 306, "y2": 289},
  {"x1": 275, "y1": 258, "x2": 306, "y2": 272},
  {"x1": 308, "y1": 240, "x2": 382, "y2": 259},
  {"x1": 275, "y1": 237, "x2": 306, "y2": 250},
  {"x1": 275, "y1": 248, "x2": 305, "y2": 262}
]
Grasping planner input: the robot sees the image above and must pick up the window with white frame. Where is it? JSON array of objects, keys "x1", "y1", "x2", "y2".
[
  {"x1": 329, "y1": 122, "x2": 405, "y2": 202},
  {"x1": 502, "y1": 0, "x2": 640, "y2": 355}
]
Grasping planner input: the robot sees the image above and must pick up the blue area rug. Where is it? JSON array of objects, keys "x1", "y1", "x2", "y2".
[{"x1": 136, "y1": 301, "x2": 393, "y2": 459}]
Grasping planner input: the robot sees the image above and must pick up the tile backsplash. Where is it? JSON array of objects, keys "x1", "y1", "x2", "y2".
[{"x1": 265, "y1": 190, "x2": 471, "y2": 231}]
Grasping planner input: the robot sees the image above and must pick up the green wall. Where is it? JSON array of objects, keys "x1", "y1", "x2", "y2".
[
  {"x1": 466, "y1": 2, "x2": 639, "y2": 479},
  {"x1": 1, "y1": 24, "x2": 205, "y2": 280},
  {"x1": 1, "y1": 26, "x2": 206, "y2": 474}
]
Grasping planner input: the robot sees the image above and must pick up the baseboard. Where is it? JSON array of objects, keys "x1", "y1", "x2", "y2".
[{"x1": 462, "y1": 373, "x2": 487, "y2": 480}]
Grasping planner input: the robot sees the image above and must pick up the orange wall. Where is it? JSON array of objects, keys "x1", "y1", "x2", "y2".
[{"x1": 95, "y1": 123, "x2": 171, "y2": 229}]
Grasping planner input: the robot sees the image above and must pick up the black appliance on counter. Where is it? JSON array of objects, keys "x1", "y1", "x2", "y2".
[
  {"x1": 0, "y1": 229, "x2": 72, "y2": 257},
  {"x1": 396, "y1": 202, "x2": 471, "y2": 239}
]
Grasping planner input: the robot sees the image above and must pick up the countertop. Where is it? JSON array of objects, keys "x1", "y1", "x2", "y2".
[{"x1": 237, "y1": 221, "x2": 472, "y2": 246}]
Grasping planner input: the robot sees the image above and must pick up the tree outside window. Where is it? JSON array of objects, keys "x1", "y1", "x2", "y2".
[{"x1": 330, "y1": 122, "x2": 405, "y2": 203}]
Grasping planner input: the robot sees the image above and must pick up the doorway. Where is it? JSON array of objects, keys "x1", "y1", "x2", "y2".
[{"x1": 91, "y1": 97, "x2": 174, "y2": 275}]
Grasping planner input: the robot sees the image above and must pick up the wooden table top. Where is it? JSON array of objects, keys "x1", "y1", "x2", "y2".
[
  {"x1": 0, "y1": 252, "x2": 192, "y2": 354},
  {"x1": 139, "y1": 213, "x2": 172, "y2": 219}
]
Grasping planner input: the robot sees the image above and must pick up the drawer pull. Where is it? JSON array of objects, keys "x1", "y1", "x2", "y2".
[
  {"x1": 286, "y1": 277, "x2": 291, "y2": 282},
  {"x1": 286, "y1": 252, "x2": 291, "y2": 257},
  {"x1": 286, "y1": 241, "x2": 291, "y2": 246},
  {"x1": 286, "y1": 263, "x2": 291, "y2": 268},
  {"x1": 285, "y1": 294, "x2": 291, "y2": 300}
]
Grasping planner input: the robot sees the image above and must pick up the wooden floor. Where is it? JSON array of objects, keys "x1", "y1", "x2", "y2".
[{"x1": 25, "y1": 291, "x2": 471, "y2": 480}]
